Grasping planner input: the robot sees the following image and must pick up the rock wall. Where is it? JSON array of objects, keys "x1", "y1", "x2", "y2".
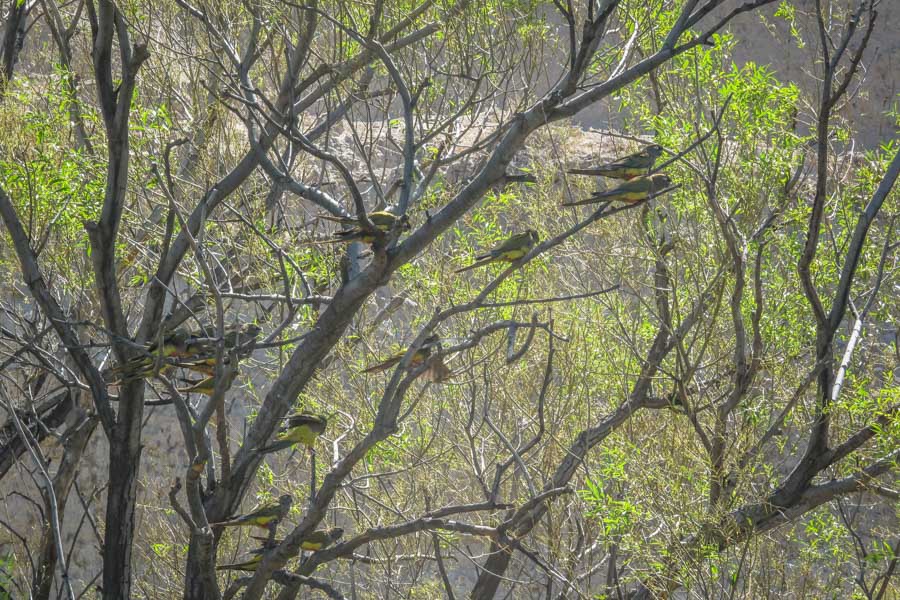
[{"x1": 573, "y1": 1, "x2": 898, "y2": 147}]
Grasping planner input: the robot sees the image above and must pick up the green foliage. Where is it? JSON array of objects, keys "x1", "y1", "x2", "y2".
[
  {"x1": 773, "y1": 1, "x2": 805, "y2": 48},
  {"x1": 0, "y1": 1, "x2": 896, "y2": 598},
  {"x1": 803, "y1": 512, "x2": 852, "y2": 563},
  {"x1": 0, "y1": 554, "x2": 12, "y2": 600},
  {"x1": 0, "y1": 77, "x2": 105, "y2": 230},
  {"x1": 580, "y1": 448, "x2": 641, "y2": 538}
]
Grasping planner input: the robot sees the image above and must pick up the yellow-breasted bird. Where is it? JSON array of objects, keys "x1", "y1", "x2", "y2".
[
  {"x1": 215, "y1": 547, "x2": 270, "y2": 572},
  {"x1": 562, "y1": 173, "x2": 673, "y2": 207},
  {"x1": 362, "y1": 334, "x2": 441, "y2": 374},
  {"x1": 258, "y1": 413, "x2": 329, "y2": 453},
  {"x1": 112, "y1": 358, "x2": 175, "y2": 383},
  {"x1": 111, "y1": 329, "x2": 193, "y2": 380},
  {"x1": 175, "y1": 323, "x2": 261, "y2": 375},
  {"x1": 182, "y1": 323, "x2": 261, "y2": 353},
  {"x1": 176, "y1": 356, "x2": 232, "y2": 377},
  {"x1": 318, "y1": 211, "x2": 411, "y2": 244},
  {"x1": 177, "y1": 368, "x2": 238, "y2": 396},
  {"x1": 250, "y1": 527, "x2": 344, "y2": 552},
  {"x1": 454, "y1": 230, "x2": 539, "y2": 274},
  {"x1": 298, "y1": 527, "x2": 344, "y2": 552},
  {"x1": 568, "y1": 144, "x2": 664, "y2": 180},
  {"x1": 209, "y1": 494, "x2": 293, "y2": 529}
]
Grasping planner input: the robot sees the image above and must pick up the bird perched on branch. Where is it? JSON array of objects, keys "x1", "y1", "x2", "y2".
[
  {"x1": 568, "y1": 144, "x2": 663, "y2": 180},
  {"x1": 298, "y1": 527, "x2": 344, "y2": 552},
  {"x1": 362, "y1": 334, "x2": 441, "y2": 374},
  {"x1": 215, "y1": 546, "x2": 270, "y2": 572},
  {"x1": 317, "y1": 210, "x2": 411, "y2": 244},
  {"x1": 176, "y1": 368, "x2": 238, "y2": 396},
  {"x1": 209, "y1": 494, "x2": 293, "y2": 529},
  {"x1": 174, "y1": 323, "x2": 261, "y2": 375},
  {"x1": 183, "y1": 322, "x2": 262, "y2": 354},
  {"x1": 115, "y1": 324, "x2": 261, "y2": 382},
  {"x1": 258, "y1": 413, "x2": 329, "y2": 454},
  {"x1": 111, "y1": 329, "x2": 192, "y2": 379},
  {"x1": 562, "y1": 173, "x2": 673, "y2": 207},
  {"x1": 251, "y1": 527, "x2": 344, "y2": 552},
  {"x1": 455, "y1": 230, "x2": 539, "y2": 273},
  {"x1": 176, "y1": 356, "x2": 232, "y2": 377}
]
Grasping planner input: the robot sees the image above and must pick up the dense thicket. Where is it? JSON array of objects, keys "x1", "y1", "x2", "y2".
[{"x1": 0, "y1": 0, "x2": 897, "y2": 599}]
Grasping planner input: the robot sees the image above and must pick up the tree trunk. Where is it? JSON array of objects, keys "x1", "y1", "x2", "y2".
[
  {"x1": 470, "y1": 544, "x2": 513, "y2": 600},
  {"x1": 0, "y1": 0, "x2": 27, "y2": 89},
  {"x1": 101, "y1": 384, "x2": 145, "y2": 600},
  {"x1": 183, "y1": 531, "x2": 220, "y2": 600}
]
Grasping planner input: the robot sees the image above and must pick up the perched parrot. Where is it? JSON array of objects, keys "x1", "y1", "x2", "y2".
[
  {"x1": 176, "y1": 368, "x2": 238, "y2": 396},
  {"x1": 454, "y1": 230, "x2": 539, "y2": 274},
  {"x1": 250, "y1": 527, "x2": 344, "y2": 553},
  {"x1": 111, "y1": 329, "x2": 193, "y2": 381},
  {"x1": 258, "y1": 413, "x2": 329, "y2": 453},
  {"x1": 298, "y1": 528, "x2": 344, "y2": 552},
  {"x1": 362, "y1": 334, "x2": 441, "y2": 374},
  {"x1": 209, "y1": 494, "x2": 293, "y2": 530},
  {"x1": 318, "y1": 211, "x2": 411, "y2": 244},
  {"x1": 562, "y1": 173, "x2": 673, "y2": 207},
  {"x1": 567, "y1": 144, "x2": 664, "y2": 180},
  {"x1": 175, "y1": 323, "x2": 261, "y2": 375},
  {"x1": 176, "y1": 356, "x2": 231, "y2": 377},
  {"x1": 216, "y1": 548, "x2": 268, "y2": 572}
]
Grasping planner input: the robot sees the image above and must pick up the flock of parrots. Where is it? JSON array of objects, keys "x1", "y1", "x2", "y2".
[{"x1": 112, "y1": 143, "x2": 669, "y2": 574}]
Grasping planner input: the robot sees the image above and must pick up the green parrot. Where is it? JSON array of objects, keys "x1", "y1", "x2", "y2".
[
  {"x1": 209, "y1": 494, "x2": 293, "y2": 530},
  {"x1": 113, "y1": 358, "x2": 174, "y2": 383},
  {"x1": 562, "y1": 173, "x2": 673, "y2": 207},
  {"x1": 216, "y1": 548, "x2": 268, "y2": 572},
  {"x1": 454, "y1": 230, "x2": 539, "y2": 274},
  {"x1": 298, "y1": 527, "x2": 344, "y2": 552},
  {"x1": 176, "y1": 356, "x2": 231, "y2": 377},
  {"x1": 176, "y1": 368, "x2": 238, "y2": 396},
  {"x1": 568, "y1": 144, "x2": 664, "y2": 180},
  {"x1": 362, "y1": 334, "x2": 441, "y2": 374},
  {"x1": 112, "y1": 329, "x2": 193, "y2": 381},
  {"x1": 258, "y1": 413, "x2": 329, "y2": 453},
  {"x1": 250, "y1": 527, "x2": 344, "y2": 553},
  {"x1": 175, "y1": 323, "x2": 261, "y2": 375},
  {"x1": 318, "y1": 211, "x2": 411, "y2": 244}
]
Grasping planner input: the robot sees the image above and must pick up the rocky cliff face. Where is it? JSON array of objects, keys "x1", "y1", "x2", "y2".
[
  {"x1": 729, "y1": 1, "x2": 898, "y2": 147},
  {"x1": 572, "y1": 1, "x2": 898, "y2": 147}
]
